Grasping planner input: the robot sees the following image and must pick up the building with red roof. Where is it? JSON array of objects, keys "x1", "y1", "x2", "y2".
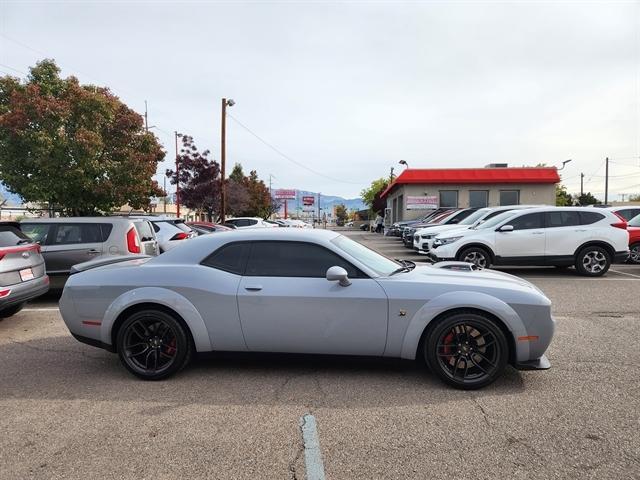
[{"x1": 381, "y1": 165, "x2": 560, "y2": 223}]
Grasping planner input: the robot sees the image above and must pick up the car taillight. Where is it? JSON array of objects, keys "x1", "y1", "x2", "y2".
[
  {"x1": 0, "y1": 288, "x2": 11, "y2": 298},
  {"x1": 611, "y1": 214, "x2": 628, "y2": 230},
  {"x1": 126, "y1": 227, "x2": 141, "y2": 253},
  {"x1": 171, "y1": 232, "x2": 189, "y2": 241}
]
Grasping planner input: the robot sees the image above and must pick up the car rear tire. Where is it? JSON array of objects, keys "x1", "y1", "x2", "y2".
[
  {"x1": 458, "y1": 247, "x2": 492, "y2": 269},
  {"x1": 0, "y1": 303, "x2": 25, "y2": 319},
  {"x1": 575, "y1": 246, "x2": 611, "y2": 277},
  {"x1": 629, "y1": 243, "x2": 640, "y2": 264},
  {"x1": 116, "y1": 309, "x2": 192, "y2": 380},
  {"x1": 424, "y1": 311, "x2": 509, "y2": 390}
]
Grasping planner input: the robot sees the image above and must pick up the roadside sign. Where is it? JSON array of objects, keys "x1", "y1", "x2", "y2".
[
  {"x1": 302, "y1": 195, "x2": 315, "y2": 212},
  {"x1": 406, "y1": 195, "x2": 438, "y2": 210},
  {"x1": 274, "y1": 189, "x2": 296, "y2": 200}
]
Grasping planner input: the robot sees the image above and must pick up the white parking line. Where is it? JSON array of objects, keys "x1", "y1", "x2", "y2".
[
  {"x1": 300, "y1": 414, "x2": 326, "y2": 480},
  {"x1": 22, "y1": 307, "x2": 60, "y2": 312},
  {"x1": 609, "y1": 269, "x2": 640, "y2": 279}
]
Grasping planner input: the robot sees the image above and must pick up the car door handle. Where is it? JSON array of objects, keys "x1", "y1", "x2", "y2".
[
  {"x1": 88, "y1": 249, "x2": 100, "y2": 255},
  {"x1": 574, "y1": 229, "x2": 587, "y2": 232},
  {"x1": 244, "y1": 285, "x2": 263, "y2": 291},
  {"x1": 531, "y1": 232, "x2": 545, "y2": 235}
]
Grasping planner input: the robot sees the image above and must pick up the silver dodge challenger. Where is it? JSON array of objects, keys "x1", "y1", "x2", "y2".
[{"x1": 59, "y1": 229, "x2": 555, "y2": 389}]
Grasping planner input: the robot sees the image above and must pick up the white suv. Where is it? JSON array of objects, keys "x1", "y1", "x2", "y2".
[
  {"x1": 224, "y1": 217, "x2": 279, "y2": 229},
  {"x1": 429, "y1": 207, "x2": 629, "y2": 276},
  {"x1": 412, "y1": 205, "x2": 542, "y2": 254}
]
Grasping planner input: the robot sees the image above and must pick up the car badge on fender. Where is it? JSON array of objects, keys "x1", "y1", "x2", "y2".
[{"x1": 21, "y1": 252, "x2": 30, "y2": 258}]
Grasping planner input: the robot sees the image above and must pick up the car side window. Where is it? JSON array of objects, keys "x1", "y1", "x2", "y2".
[
  {"x1": 545, "y1": 211, "x2": 580, "y2": 228},
  {"x1": 51, "y1": 224, "x2": 102, "y2": 245},
  {"x1": 483, "y1": 209, "x2": 511, "y2": 221},
  {"x1": 235, "y1": 219, "x2": 249, "y2": 227},
  {"x1": 21, "y1": 223, "x2": 51, "y2": 244},
  {"x1": 579, "y1": 211, "x2": 605, "y2": 225},
  {"x1": 508, "y1": 213, "x2": 544, "y2": 230},
  {"x1": 202, "y1": 242, "x2": 251, "y2": 274},
  {"x1": 616, "y1": 209, "x2": 640, "y2": 221},
  {"x1": 245, "y1": 241, "x2": 364, "y2": 278},
  {"x1": 100, "y1": 224, "x2": 114, "y2": 242}
]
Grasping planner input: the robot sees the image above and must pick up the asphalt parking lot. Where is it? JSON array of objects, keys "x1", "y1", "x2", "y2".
[{"x1": 1, "y1": 229, "x2": 639, "y2": 479}]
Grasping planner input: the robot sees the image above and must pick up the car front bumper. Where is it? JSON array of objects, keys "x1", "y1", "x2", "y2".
[{"x1": 0, "y1": 274, "x2": 49, "y2": 310}]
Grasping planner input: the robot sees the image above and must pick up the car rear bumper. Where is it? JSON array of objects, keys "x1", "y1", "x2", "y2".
[
  {"x1": 0, "y1": 274, "x2": 49, "y2": 310},
  {"x1": 514, "y1": 354, "x2": 551, "y2": 370},
  {"x1": 614, "y1": 251, "x2": 630, "y2": 263}
]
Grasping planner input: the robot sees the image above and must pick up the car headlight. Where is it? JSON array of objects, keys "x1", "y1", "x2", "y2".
[
  {"x1": 433, "y1": 236, "x2": 462, "y2": 247},
  {"x1": 421, "y1": 234, "x2": 436, "y2": 239}
]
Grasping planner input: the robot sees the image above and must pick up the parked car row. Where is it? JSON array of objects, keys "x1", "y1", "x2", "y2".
[{"x1": 387, "y1": 205, "x2": 640, "y2": 276}]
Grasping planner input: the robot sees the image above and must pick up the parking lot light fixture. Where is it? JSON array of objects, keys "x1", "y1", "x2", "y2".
[{"x1": 558, "y1": 159, "x2": 572, "y2": 170}]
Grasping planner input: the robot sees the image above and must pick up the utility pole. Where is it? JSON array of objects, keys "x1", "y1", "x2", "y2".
[
  {"x1": 175, "y1": 131, "x2": 180, "y2": 218},
  {"x1": 317, "y1": 192, "x2": 321, "y2": 224},
  {"x1": 163, "y1": 175, "x2": 167, "y2": 214},
  {"x1": 144, "y1": 100, "x2": 149, "y2": 132},
  {"x1": 604, "y1": 157, "x2": 609, "y2": 205},
  {"x1": 580, "y1": 173, "x2": 584, "y2": 197},
  {"x1": 220, "y1": 98, "x2": 235, "y2": 223},
  {"x1": 620, "y1": 193, "x2": 627, "y2": 202}
]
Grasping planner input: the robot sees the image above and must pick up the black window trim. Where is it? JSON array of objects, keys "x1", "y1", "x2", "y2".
[{"x1": 201, "y1": 240, "x2": 369, "y2": 278}]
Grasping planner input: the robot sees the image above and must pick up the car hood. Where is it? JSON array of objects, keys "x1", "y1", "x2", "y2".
[
  {"x1": 434, "y1": 226, "x2": 490, "y2": 240},
  {"x1": 380, "y1": 264, "x2": 546, "y2": 297}
]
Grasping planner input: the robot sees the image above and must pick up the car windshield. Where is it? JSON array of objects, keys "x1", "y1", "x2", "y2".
[
  {"x1": 629, "y1": 214, "x2": 640, "y2": 227},
  {"x1": 458, "y1": 209, "x2": 489, "y2": 226},
  {"x1": 331, "y1": 234, "x2": 400, "y2": 276},
  {"x1": 472, "y1": 210, "x2": 520, "y2": 229},
  {"x1": 0, "y1": 225, "x2": 31, "y2": 247}
]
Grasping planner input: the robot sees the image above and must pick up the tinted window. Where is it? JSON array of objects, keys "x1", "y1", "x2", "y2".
[
  {"x1": 133, "y1": 221, "x2": 154, "y2": 241},
  {"x1": 0, "y1": 225, "x2": 30, "y2": 247},
  {"x1": 616, "y1": 209, "x2": 640, "y2": 221},
  {"x1": 445, "y1": 209, "x2": 476, "y2": 224},
  {"x1": 500, "y1": 190, "x2": 520, "y2": 206},
  {"x1": 469, "y1": 190, "x2": 489, "y2": 208},
  {"x1": 21, "y1": 223, "x2": 51, "y2": 244},
  {"x1": 245, "y1": 241, "x2": 362, "y2": 278},
  {"x1": 202, "y1": 242, "x2": 250, "y2": 274},
  {"x1": 99, "y1": 224, "x2": 113, "y2": 242},
  {"x1": 579, "y1": 211, "x2": 605, "y2": 225},
  {"x1": 508, "y1": 212, "x2": 544, "y2": 230},
  {"x1": 545, "y1": 211, "x2": 580, "y2": 228},
  {"x1": 439, "y1": 191, "x2": 458, "y2": 208},
  {"x1": 247, "y1": 219, "x2": 258, "y2": 226},
  {"x1": 52, "y1": 224, "x2": 102, "y2": 244}
]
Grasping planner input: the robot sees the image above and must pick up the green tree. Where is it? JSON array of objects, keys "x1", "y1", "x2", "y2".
[
  {"x1": 361, "y1": 177, "x2": 389, "y2": 213},
  {"x1": 574, "y1": 192, "x2": 600, "y2": 206},
  {"x1": 335, "y1": 203, "x2": 348, "y2": 224},
  {"x1": 629, "y1": 193, "x2": 640, "y2": 202},
  {"x1": 556, "y1": 184, "x2": 573, "y2": 206},
  {"x1": 0, "y1": 59, "x2": 164, "y2": 215}
]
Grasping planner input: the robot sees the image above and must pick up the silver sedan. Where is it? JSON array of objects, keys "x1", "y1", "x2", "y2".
[{"x1": 59, "y1": 229, "x2": 555, "y2": 389}]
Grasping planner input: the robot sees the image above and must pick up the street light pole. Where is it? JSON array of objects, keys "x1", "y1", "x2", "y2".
[
  {"x1": 175, "y1": 131, "x2": 181, "y2": 218},
  {"x1": 220, "y1": 98, "x2": 235, "y2": 223}
]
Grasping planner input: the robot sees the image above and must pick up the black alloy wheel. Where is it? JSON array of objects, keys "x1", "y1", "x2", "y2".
[
  {"x1": 458, "y1": 247, "x2": 492, "y2": 269},
  {"x1": 575, "y1": 246, "x2": 611, "y2": 277},
  {"x1": 425, "y1": 311, "x2": 508, "y2": 389},
  {"x1": 116, "y1": 309, "x2": 192, "y2": 380}
]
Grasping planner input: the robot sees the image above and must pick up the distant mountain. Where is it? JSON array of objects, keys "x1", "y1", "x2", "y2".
[
  {"x1": 276, "y1": 190, "x2": 365, "y2": 216},
  {"x1": 0, "y1": 184, "x2": 23, "y2": 206}
]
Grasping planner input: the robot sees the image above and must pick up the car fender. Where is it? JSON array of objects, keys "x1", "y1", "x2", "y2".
[
  {"x1": 100, "y1": 287, "x2": 212, "y2": 352},
  {"x1": 399, "y1": 291, "x2": 529, "y2": 361},
  {"x1": 454, "y1": 241, "x2": 496, "y2": 261}
]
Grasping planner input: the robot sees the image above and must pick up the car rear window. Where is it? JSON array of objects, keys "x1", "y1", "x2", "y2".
[
  {"x1": 0, "y1": 225, "x2": 30, "y2": 247},
  {"x1": 202, "y1": 242, "x2": 250, "y2": 274},
  {"x1": 171, "y1": 221, "x2": 192, "y2": 233},
  {"x1": 133, "y1": 221, "x2": 154, "y2": 241},
  {"x1": 579, "y1": 211, "x2": 605, "y2": 225}
]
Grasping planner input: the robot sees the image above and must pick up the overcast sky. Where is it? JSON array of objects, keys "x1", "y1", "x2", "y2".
[{"x1": 1, "y1": 0, "x2": 638, "y2": 199}]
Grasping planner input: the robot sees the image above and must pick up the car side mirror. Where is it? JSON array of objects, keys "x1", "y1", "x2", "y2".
[
  {"x1": 498, "y1": 224, "x2": 514, "y2": 232},
  {"x1": 326, "y1": 266, "x2": 351, "y2": 287}
]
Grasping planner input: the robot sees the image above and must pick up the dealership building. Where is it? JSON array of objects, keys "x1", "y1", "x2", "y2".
[{"x1": 380, "y1": 165, "x2": 560, "y2": 223}]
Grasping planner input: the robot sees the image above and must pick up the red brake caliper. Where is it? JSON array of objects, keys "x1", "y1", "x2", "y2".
[
  {"x1": 165, "y1": 338, "x2": 177, "y2": 356},
  {"x1": 442, "y1": 332, "x2": 455, "y2": 358}
]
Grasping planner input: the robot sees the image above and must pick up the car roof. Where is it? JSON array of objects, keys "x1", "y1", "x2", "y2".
[
  {"x1": 227, "y1": 217, "x2": 264, "y2": 221},
  {"x1": 151, "y1": 228, "x2": 341, "y2": 264},
  {"x1": 21, "y1": 217, "x2": 135, "y2": 224}
]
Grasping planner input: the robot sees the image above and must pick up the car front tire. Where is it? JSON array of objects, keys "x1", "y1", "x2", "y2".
[
  {"x1": 424, "y1": 311, "x2": 509, "y2": 390},
  {"x1": 575, "y1": 246, "x2": 611, "y2": 277},
  {"x1": 458, "y1": 247, "x2": 492, "y2": 269},
  {"x1": 629, "y1": 243, "x2": 640, "y2": 264},
  {"x1": 116, "y1": 309, "x2": 192, "y2": 380},
  {"x1": 0, "y1": 302, "x2": 25, "y2": 319}
]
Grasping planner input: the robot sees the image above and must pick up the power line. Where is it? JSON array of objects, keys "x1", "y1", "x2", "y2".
[
  {"x1": 0, "y1": 63, "x2": 28, "y2": 75},
  {"x1": 226, "y1": 112, "x2": 363, "y2": 186}
]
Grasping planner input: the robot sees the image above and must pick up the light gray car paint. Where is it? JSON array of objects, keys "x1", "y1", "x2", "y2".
[{"x1": 59, "y1": 229, "x2": 555, "y2": 365}]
